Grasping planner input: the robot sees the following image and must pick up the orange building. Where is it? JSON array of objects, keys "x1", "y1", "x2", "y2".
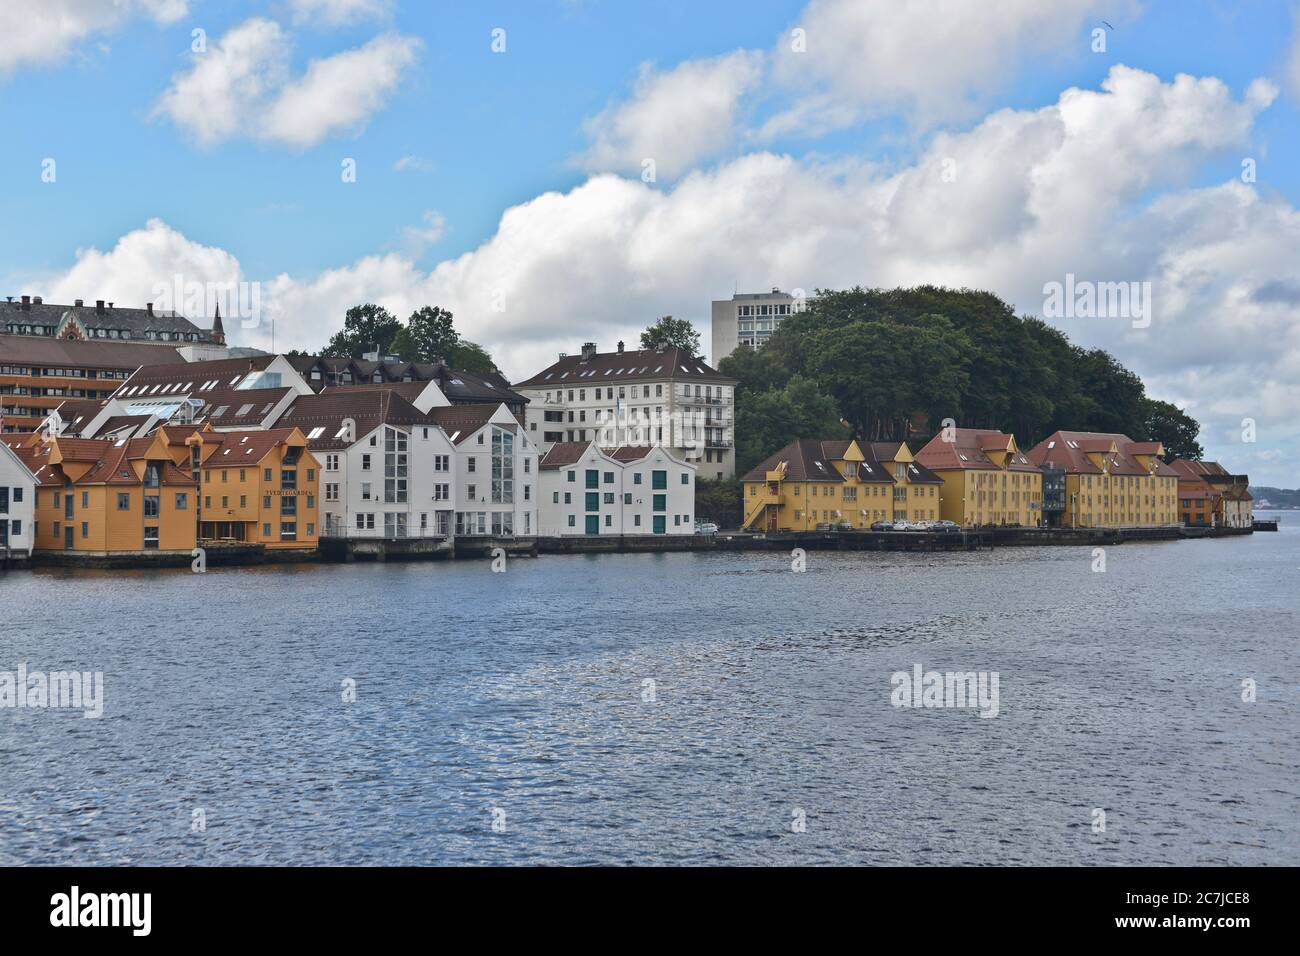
[
  {"x1": 10, "y1": 432, "x2": 198, "y2": 553},
  {"x1": 158, "y1": 424, "x2": 320, "y2": 549}
]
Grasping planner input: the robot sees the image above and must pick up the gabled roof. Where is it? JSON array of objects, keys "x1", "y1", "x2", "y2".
[
  {"x1": 277, "y1": 388, "x2": 429, "y2": 449},
  {"x1": 915, "y1": 428, "x2": 1040, "y2": 472},
  {"x1": 1, "y1": 299, "x2": 214, "y2": 342},
  {"x1": 539, "y1": 441, "x2": 594, "y2": 470},
  {"x1": 192, "y1": 428, "x2": 305, "y2": 467},
  {"x1": 514, "y1": 346, "x2": 735, "y2": 389},
  {"x1": 866, "y1": 441, "x2": 943, "y2": 483},
  {"x1": 1028, "y1": 431, "x2": 1178, "y2": 477},
  {"x1": 742, "y1": 438, "x2": 852, "y2": 483},
  {"x1": 424, "y1": 404, "x2": 513, "y2": 444},
  {"x1": 10, "y1": 442, "x2": 61, "y2": 486}
]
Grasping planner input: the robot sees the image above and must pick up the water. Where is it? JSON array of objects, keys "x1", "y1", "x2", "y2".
[{"x1": 1, "y1": 526, "x2": 1296, "y2": 865}]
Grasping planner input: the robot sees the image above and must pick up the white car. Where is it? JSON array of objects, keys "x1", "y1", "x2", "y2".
[
  {"x1": 695, "y1": 522, "x2": 719, "y2": 535},
  {"x1": 893, "y1": 520, "x2": 918, "y2": 531}
]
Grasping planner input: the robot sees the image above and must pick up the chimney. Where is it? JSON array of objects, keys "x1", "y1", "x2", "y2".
[
  {"x1": 74, "y1": 299, "x2": 83, "y2": 307},
  {"x1": 33, "y1": 296, "x2": 42, "y2": 305},
  {"x1": 107, "y1": 302, "x2": 113, "y2": 309},
  {"x1": 146, "y1": 302, "x2": 153, "y2": 315},
  {"x1": 617, "y1": 340, "x2": 624, "y2": 353},
  {"x1": 21, "y1": 295, "x2": 30, "y2": 310},
  {"x1": 580, "y1": 342, "x2": 597, "y2": 362},
  {"x1": 95, "y1": 300, "x2": 105, "y2": 313}
]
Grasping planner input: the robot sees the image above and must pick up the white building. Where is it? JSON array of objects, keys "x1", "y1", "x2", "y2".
[
  {"x1": 514, "y1": 342, "x2": 737, "y2": 480},
  {"x1": 0, "y1": 438, "x2": 36, "y2": 557},
  {"x1": 710, "y1": 288, "x2": 802, "y2": 361},
  {"x1": 538, "y1": 441, "x2": 695, "y2": 535},
  {"x1": 276, "y1": 388, "x2": 538, "y2": 541}
]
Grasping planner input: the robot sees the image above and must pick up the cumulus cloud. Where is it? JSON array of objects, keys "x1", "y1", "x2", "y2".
[
  {"x1": 28, "y1": 67, "x2": 1300, "y2": 483},
  {"x1": 152, "y1": 20, "x2": 420, "y2": 148},
  {"x1": 578, "y1": 50, "x2": 765, "y2": 178},
  {"x1": 0, "y1": 0, "x2": 186, "y2": 77},
  {"x1": 764, "y1": 0, "x2": 1136, "y2": 136}
]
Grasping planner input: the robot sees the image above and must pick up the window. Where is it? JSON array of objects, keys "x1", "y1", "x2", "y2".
[
  {"x1": 326, "y1": 454, "x2": 339, "y2": 471},
  {"x1": 633, "y1": 473, "x2": 642, "y2": 485},
  {"x1": 623, "y1": 493, "x2": 632, "y2": 505},
  {"x1": 117, "y1": 493, "x2": 130, "y2": 511},
  {"x1": 143, "y1": 526, "x2": 159, "y2": 549},
  {"x1": 567, "y1": 470, "x2": 575, "y2": 482},
  {"x1": 652, "y1": 470, "x2": 667, "y2": 490},
  {"x1": 603, "y1": 471, "x2": 614, "y2": 484},
  {"x1": 175, "y1": 493, "x2": 188, "y2": 510},
  {"x1": 81, "y1": 522, "x2": 88, "y2": 538},
  {"x1": 361, "y1": 482, "x2": 372, "y2": 501},
  {"x1": 361, "y1": 454, "x2": 371, "y2": 471},
  {"x1": 384, "y1": 426, "x2": 408, "y2": 503},
  {"x1": 681, "y1": 473, "x2": 689, "y2": 484},
  {"x1": 467, "y1": 484, "x2": 477, "y2": 500},
  {"x1": 491, "y1": 427, "x2": 514, "y2": 504},
  {"x1": 568, "y1": 515, "x2": 576, "y2": 527},
  {"x1": 434, "y1": 455, "x2": 449, "y2": 471},
  {"x1": 467, "y1": 457, "x2": 477, "y2": 473},
  {"x1": 603, "y1": 493, "x2": 615, "y2": 505},
  {"x1": 585, "y1": 492, "x2": 599, "y2": 512},
  {"x1": 653, "y1": 494, "x2": 666, "y2": 512},
  {"x1": 585, "y1": 469, "x2": 599, "y2": 489}
]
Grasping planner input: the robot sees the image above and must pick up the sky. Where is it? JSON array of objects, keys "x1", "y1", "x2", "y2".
[{"x1": 1, "y1": 0, "x2": 1299, "y2": 484}]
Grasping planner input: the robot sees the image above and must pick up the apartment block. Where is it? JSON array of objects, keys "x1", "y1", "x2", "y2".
[
  {"x1": 0, "y1": 438, "x2": 36, "y2": 557},
  {"x1": 538, "y1": 442, "x2": 695, "y2": 535},
  {"x1": 710, "y1": 289, "x2": 801, "y2": 361},
  {"x1": 915, "y1": 429, "x2": 1044, "y2": 527},
  {"x1": 1025, "y1": 431, "x2": 1179, "y2": 528}
]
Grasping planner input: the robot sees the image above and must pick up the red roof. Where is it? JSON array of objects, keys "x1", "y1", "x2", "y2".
[{"x1": 914, "y1": 428, "x2": 1039, "y2": 472}]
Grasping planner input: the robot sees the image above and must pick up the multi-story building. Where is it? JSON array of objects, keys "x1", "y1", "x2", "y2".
[
  {"x1": 0, "y1": 438, "x2": 36, "y2": 557},
  {"x1": 864, "y1": 441, "x2": 944, "y2": 522},
  {"x1": 514, "y1": 341, "x2": 737, "y2": 479},
  {"x1": 537, "y1": 442, "x2": 695, "y2": 535},
  {"x1": 710, "y1": 288, "x2": 801, "y2": 361},
  {"x1": 157, "y1": 425, "x2": 321, "y2": 549},
  {"x1": 741, "y1": 438, "x2": 907, "y2": 531},
  {"x1": 1169, "y1": 459, "x2": 1253, "y2": 528},
  {"x1": 290, "y1": 356, "x2": 529, "y2": 420},
  {"x1": 1, "y1": 295, "x2": 224, "y2": 347},
  {"x1": 426, "y1": 404, "x2": 540, "y2": 538},
  {"x1": 1, "y1": 334, "x2": 182, "y2": 433},
  {"x1": 10, "y1": 432, "x2": 198, "y2": 553},
  {"x1": 1025, "y1": 431, "x2": 1179, "y2": 528},
  {"x1": 915, "y1": 428, "x2": 1044, "y2": 527}
]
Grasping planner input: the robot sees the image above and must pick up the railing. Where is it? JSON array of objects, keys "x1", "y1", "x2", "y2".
[{"x1": 321, "y1": 526, "x2": 448, "y2": 540}]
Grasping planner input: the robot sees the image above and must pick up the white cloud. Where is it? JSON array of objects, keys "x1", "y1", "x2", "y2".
[
  {"x1": 393, "y1": 154, "x2": 434, "y2": 173},
  {"x1": 763, "y1": 0, "x2": 1136, "y2": 136},
  {"x1": 578, "y1": 50, "x2": 765, "y2": 178},
  {"x1": 152, "y1": 20, "x2": 420, "y2": 148},
  {"x1": 0, "y1": 0, "x2": 187, "y2": 77},
  {"x1": 288, "y1": 0, "x2": 390, "y2": 26},
  {"x1": 28, "y1": 67, "x2": 1300, "y2": 484},
  {"x1": 399, "y1": 210, "x2": 447, "y2": 257}
]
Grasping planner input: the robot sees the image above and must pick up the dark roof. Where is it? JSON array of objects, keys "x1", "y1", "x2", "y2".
[
  {"x1": 277, "y1": 389, "x2": 429, "y2": 449},
  {"x1": 741, "y1": 439, "x2": 850, "y2": 483},
  {"x1": 193, "y1": 428, "x2": 305, "y2": 467},
  {"x1": 424, "y1": 404, "x2": 512, "y2": 444},
  {"x1": 0, "y1": 333, "x2": 183, "y2": 369},
  {"x1": 117, "y1": 354, "x2": 278, "y2": 390},
  {"x1": 539, "y1": 441, "x2": 593, "y2": 470},
  {"x1": 0, "y1": 299, "x2": 215, "y2": 342},
  {"x1": 867, "y1": 440, "x2": 943, "y2": 484},
  {"x1": 514, "y1": 346, "x2": 735, "y2": 389},
  {"x1": 433, "y1": 365, "x2": 528, "y2": 406}
]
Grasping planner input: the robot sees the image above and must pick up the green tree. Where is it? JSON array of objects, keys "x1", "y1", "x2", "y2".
[
  {"x1": 640, "y1": 315, "x2": 701, "y2": 355},
  {"x1": 733, "y1": 374, "x2": 846, "y2": 476},
  {"x1": 694, "y1": 477, "x2": 743, "y2": 529},
  {"x1": 391, "y1": 306, "x2": 458, "y2": 362},
  {"x1": 1142, "y1": 398, "x2": 1203, "y2": 461},
  {"x1": 322, "y1": 304, "x2": 402, "y2": 358},
  {"x1": 444, "y1": 339, "x2": 499, "y2": 374}
]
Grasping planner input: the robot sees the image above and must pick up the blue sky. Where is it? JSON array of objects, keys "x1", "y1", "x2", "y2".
[{"x1": 2, "y1": 0, "x2": 1299, "y2": 483}]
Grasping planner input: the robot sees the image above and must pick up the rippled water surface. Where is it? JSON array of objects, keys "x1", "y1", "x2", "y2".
[{"x1": 2, "y1": 525, "x2": 1297, "y2": 865}]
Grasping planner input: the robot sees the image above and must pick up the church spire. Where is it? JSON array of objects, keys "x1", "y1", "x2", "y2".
[{"x1": 211, "y1": 303, "x2": 225, "y2": 345}]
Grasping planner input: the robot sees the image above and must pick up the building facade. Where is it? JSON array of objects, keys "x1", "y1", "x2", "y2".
[
  {"x1": 1025, "y1": 431, "x2": 1179, "y2": 528},
  {"x1": 0, "y1": 438, "x2": 36, "y2": 556},
  {"x1": 538, "y1": 442, "x2": 695, "y2": 535},
  {"x1": 710, "y1": 289, "x2": 801, "y2": 361},
  {"x1": 915, "y1": 428, "x2": 1044, "y2": 527},
  {"x1": 1169, "y1": 459, "x2": 1253, "y2": 528},
  {"x1": 741, "y1": 438, "x2": 908, "y2": 531},
  {"x1": 515, "y1": 342, "x2": 737, "y2": 479},
  {"x1": 1, "y1": 295, "x2": 223, "y2": 346}
]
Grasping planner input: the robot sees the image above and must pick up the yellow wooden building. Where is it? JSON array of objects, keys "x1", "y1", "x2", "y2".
[
  {"x1": 914, "y1": 428, "x2": 1044, "y2": 527},
  {"x1": 1026, "y1": 431, "x2": 1179, "y2": 528}
]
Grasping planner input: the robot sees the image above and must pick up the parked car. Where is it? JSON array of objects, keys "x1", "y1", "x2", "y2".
[
  {"x1": 815, "y1": 522, "x2": 833, "y2": 531},
  {"x1": 871, "y1": 520, "x2": 894, "y2": 531},
  {"x1": 694, "y1": 522, "x2": 719, "y2": 535},
  {"x1": 932, "y1": 519, "x2": 961, "y2": 532},
  {"x1": 912, "y1": 520, "x2": 934, "y2": 531},
  {"x1": 895, "y1": 520, "x2": 924, "y2": 531},
  {"x1": 836, "y1": 521, "x2": 854, "y2": 531}
]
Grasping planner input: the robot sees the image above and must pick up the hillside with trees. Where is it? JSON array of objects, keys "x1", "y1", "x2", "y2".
[{"x1": 719, "y1": 285, "x2": 1203, "y2": 477}]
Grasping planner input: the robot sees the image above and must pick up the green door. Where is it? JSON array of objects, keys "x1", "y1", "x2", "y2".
[
  {"x1": 585, "y1": 492, "x2": 599, "y2": 512},
  {"x1": 653, "y1": 515, "x2": 666, "y2": 534},
  {"x1": 585, "y1": 515, "x2": 600, "y2": 535}
]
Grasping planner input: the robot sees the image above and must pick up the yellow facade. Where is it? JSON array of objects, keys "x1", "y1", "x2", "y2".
[
  {"x1": 869, "y1": 441, "x2": 942, "y2": 523},
  {"x1": 1060, "y1": 470, "x2": 1178, "y2": 528},
  {"x1": 924, "y1": 467, "x2": 1043, "y2": 527}
]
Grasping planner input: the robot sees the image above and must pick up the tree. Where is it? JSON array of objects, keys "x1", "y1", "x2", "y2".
[
  {"x1": 695, "y1": 477, "x2": 743, "y2": 529},
  {"x1": 1143, "y1": 398, "x2": 1203, "y2": 461},
  {"x1": 733, "y1": 375, "x2": 847, "y2": 476},
  {"x1": 322, "y1": 304, "x2": 401, "y2": 358},
  {"x1": 391, "y1": 306, "x2": 458, "y2": 363},
  {"x1": 640, "y1": 315, "x2": 701, "y2": 355}
]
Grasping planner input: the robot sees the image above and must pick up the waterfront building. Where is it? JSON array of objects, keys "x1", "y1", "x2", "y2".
[
  {"x1": 915, "y1": 429, "x2": 1044, "y2": 526},
  {"x1": 710, "y1": 288, "x2": 801, "y2": 360},
  {"x1": 0, "y1": 437, "x2": 36, "y2": 556},
  {"x1": 514, "y1": 341, "x2": 737, "y2": 479},
  {"x1": 537, "y1": 441, "x2": 695, "y2": 535},
  {"x1": 12, "y1": 432, "x2": 198, "y2": 553},
  {"x1": 741, "y1": 438, "x2": 902, "y2": 531},
  {"x1": 425, "y1": 403, "x2": 540, "y2": 538},
  {"x1": 1169, "y1": 459, "x2": 1253, "y2": 528},
  {"x1": 158, "y1": 425, "x2": 320, "y2": 549},
  {"x1": 864, "y1": 441, "x2": 944, "y2": 522},
  {"x1": 1025, "y1": 431, "x2": 1178, "y2": 528}
]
